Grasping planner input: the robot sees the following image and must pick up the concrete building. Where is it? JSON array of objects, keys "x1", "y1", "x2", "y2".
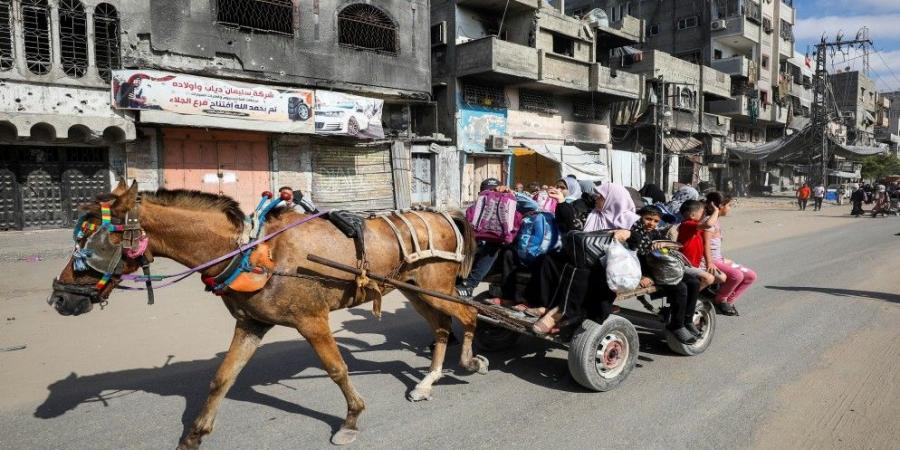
[
  {"x1": 0, "y1": 0, "x2": 134, "y2": 230},
  {"x1": 876, "y1": 91, "x2": 899, "y2": 155},
  {"x1": 830, "y1": 70, "x2": 879, "y2": 147},
  {"x1": 2, "y1": 0, "x2": 455, "y2": 231},
  {"x1": 431, "y1": 0, "x2": 645, "y2": 200}
]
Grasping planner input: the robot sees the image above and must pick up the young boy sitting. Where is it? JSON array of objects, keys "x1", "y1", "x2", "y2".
[
  {"x1": 676, "y1": 200, "x2": 723, "y2": 291},
  {"x1": 628, "y1": 206, "x2": 701, "y2": 343}
]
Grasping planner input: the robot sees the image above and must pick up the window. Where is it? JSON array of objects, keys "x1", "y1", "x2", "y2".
[
  {"x1": 760, "y1": 90, "x2": 769, "y2": 105},
  {"x1": 518, "y1": 89, "x2": 556, "y2": 114},
  {"x1": 94, "y1": 3, "x2": 120, "y2": 82},
  {"x1": 572, "y1": 8, "x2": 587, "y2": 18},
  {"x1": 551, "y1": 33, "x2": 574, "y2": 57},
  {"x1": 462, "y1": 84, "x2": 508, "y2": 108},
  {"x1": 0, "y1": 0, "x2": 12, "y2": 70},
  {"x1": 714, "y1": 49, "x2": 723, "y2": 60},
  {"x1": 761, "y1": 54, "x2": 770, "y2": 70},
  {"x1": 22, "y1": 0, "x2": 51, "y2": 75},
  {"x1": 675, "y1": 87, "x2": 697, "y2": 110},
  {"x1": 573, "y1": 99, "x2": 606, "y2": 121},
  {"x1": 217, "y1": 0, "x2": 293, "y2": 35},
  {"x1": 677, "y1": 16, "x2": 698, "y2": 30},
  {"x1": 745, "y1": 1, "x2": 762, "y2": 23},
  {"x1": 647, "y1": 23, "x2": 659, "y2": 36},
  {"x1": 780, "y1": 20, "x2": 793, "y2": 42},
  {"x1": 338, "y1": 4, "x2": 398, "y2": 55},
  {"x1": 431, "y1": 21, "x2": 446, "y2": 47},
  {"x1": 58, "y1": 0, "x2": 88, "y2": 77},
  {"x1": 676, "y1": 50, "x2": 702, "y2": 65}
]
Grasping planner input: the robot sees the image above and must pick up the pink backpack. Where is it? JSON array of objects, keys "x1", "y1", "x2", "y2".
[
  {"x1": 465, "y1": 190, "x2": 521, "y2": 244},
  {"x1": 533, "y1": 190, "x2": 558, "y2": 214}
]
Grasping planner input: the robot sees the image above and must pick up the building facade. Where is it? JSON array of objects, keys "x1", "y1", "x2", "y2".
[
  {"x1": 830, "y1": 70, "x2": 879, "y2": 147},
  {"x1": 432, "y1": 0, "x2": 645, "y2": 201}
]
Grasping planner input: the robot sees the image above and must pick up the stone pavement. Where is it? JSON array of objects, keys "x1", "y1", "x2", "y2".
[{"x1": 0, "y1": 229, "x2": 73, "y2": 263}]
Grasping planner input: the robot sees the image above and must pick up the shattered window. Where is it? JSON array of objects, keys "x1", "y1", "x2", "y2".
[
  {"x1": 0, "y1": 0, "x2": 12, "y2": 71},
  {"x1": 573, "y1": 99, "x2": 605, "y2": 121},
  {"x1": 59, "y1": 0, "x2": 88, "y2": 78},
  {"x1": 94, "y1": 3, "x2": 121, "y2": 82},
  {"x1": 217, "y1": 0, "x2": 293, "y2": 36},
  {"x1": 22, "y1": 0, "x2": 52, "y2": 75},
  {"x1": 338, "y1": 4, "x2": 398, "y2": 55}
]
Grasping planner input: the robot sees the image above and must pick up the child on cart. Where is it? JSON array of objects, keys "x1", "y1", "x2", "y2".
[
  {"x1": 627, "y1": 206, "x2": 701, "y2": 344},
  {"x1": 676, "y1": 200, "x2": 724, "y2": 291}
]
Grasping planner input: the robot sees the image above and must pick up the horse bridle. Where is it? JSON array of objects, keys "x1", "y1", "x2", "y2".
[{"x1": 54, "y1": 195, "x2": 156, "y2": 305}]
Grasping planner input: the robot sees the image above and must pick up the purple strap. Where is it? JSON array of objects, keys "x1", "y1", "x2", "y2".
[{"x1": 118, "y1": 211, "x2": 328, "y2": 289}]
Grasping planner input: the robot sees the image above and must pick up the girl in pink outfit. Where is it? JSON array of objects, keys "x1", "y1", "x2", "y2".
[{"x1": 705, "y1": 192, "x2": 757, "y2": 316}]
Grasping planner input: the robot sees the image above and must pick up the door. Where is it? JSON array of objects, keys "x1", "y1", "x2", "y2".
[
  {"x1": 311, "y1": 144, "x2": 395, "y2": 211},
  {"x1": 162, "y1": 129, "x2": 270, "y2": 212},
  {"x1": 462, "y1": 155, "x2": 505, "y2": 203},
  {"x1": 0, "y1": 146, "x2": 109, "y2": 230},
  {"x1": 410, "y1": 153, "x2": 433, "y2": 205}
]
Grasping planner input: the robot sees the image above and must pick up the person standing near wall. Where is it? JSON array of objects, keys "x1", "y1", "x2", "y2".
[
  {"x1": 796, "y1": 183, "x2": 811, "y2": 211},
  {"x1": 812, "y1": 183, "x2": 825, "y2": 211}
]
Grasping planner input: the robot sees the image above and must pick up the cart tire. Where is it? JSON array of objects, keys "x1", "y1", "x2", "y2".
[
  {"x1": 665, "y1": 298, "x2": 716, "y2": 356},
  {"x1": 568, "y1": 315, "x2": 639, "y2": 392},
  {"x1": 474, "y1": 322, "x2": 520, "y2": 352}
]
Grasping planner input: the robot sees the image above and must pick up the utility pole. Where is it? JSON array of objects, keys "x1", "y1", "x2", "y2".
[
  {"x1": 656, "y1": 75, "x2": 666, "y2": 189},
  {"x1": 810, "y1": 32, "x2": 872, "y2": 186}
]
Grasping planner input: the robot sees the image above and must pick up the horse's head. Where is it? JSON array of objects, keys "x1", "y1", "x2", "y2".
[{"x1": 49, "y1": 180, "x2": 151, "y2": 316}]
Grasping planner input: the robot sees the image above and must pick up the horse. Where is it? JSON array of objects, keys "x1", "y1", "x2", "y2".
[{"x1": 48, "y1": 180, "x2": 484, "y2": 449}]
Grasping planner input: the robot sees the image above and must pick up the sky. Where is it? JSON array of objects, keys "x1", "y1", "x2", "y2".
[{"x1": 793, "y1": 0, "x2": 900, "y2": 92}]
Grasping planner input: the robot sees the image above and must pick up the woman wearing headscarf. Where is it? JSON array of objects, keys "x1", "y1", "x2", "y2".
[
  {"x1": 527, "y1": 182, "x2": 638, "y2": 334},
  {"x1": 640, "y1": 183, "x2": 667, "y2": 204},
  {"x1": 562, "y1": 175, "x2": 583, "y2": 202},
  {"x1": 664, "y1": 185, "x2": 700, "y2": 223}
]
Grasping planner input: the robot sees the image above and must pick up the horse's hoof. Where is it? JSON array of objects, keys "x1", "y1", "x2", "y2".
[
  {"x1": 331, "y1": 427, "x2": 359, "y2": 446},
  {"x1": 407, "y1": 388, "x2": 432, "y2": 402},
  {"x1": 474, "y1": 354, "x2": 490, "y2": 375},
  {"x1": 177, "y1": 440, "x2": 199, "y2": 450}
]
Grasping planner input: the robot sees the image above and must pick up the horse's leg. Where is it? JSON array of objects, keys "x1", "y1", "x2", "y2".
[
  {"x1": 451, "y1": 303, "x2": 489, "y2": 374},
  {"x1": 402, "y1": 292, "x2": 452, "y2": 402},
  {"x1": 178, "y1": 319, "x2": 272, "y2": 450},
  {"x1": 295, "y1": 315, "x2": 366, "y2": 446}
]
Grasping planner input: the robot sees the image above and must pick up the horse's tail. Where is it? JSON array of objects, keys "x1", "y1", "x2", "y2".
[{"x1": 450, "y1": 211, "x2": 476, "y2": 279}]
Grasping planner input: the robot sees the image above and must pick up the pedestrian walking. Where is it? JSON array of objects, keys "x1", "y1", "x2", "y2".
[
  {"x1": 812, "y1": 183, "x2": 825, "y2": 211},
  {"x1": 796, "y1": 183, "x2": 811, "y2": 211},
  {"x1": 850, "y1": 183, "x2": 865, "y2": 217},
  {"x1": 872, "y1": 185, "x2": 889, "y2": 218}
]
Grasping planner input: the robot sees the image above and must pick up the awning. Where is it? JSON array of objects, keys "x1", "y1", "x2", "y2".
[
  {"x1": 663, "y1": 136, "x2": 702, "y2": 153},
  {"x1": 828, "y1": 169, "x2": 860, "y2": 179},
  {"x1": 728, "y1": 127, "x2": 811, "y2": 161},
  {"x1": 522, "y1": 143, "x2": 609, "y2": 181},
  {"x1": 831, "y1": 142, "x2": 887, "y2": 157}
]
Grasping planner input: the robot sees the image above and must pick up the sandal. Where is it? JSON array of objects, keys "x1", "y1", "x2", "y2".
[{"x1": 532, "y1": 307, "x2": 561, "y2": 335}]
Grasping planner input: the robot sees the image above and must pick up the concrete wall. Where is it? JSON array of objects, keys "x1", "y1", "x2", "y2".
[{"x1": 121, "y1": 0, "x2": 431, "y2": 97}]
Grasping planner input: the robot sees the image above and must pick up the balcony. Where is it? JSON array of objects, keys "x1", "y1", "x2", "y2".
[
  {"x1": 708, "y1": 95, "x2": 752, "y2": 117},
  {"x1": 711, "y1": 56, "x2": 754, "y2": 78},
  {"x1": 702, "y1": 66, "x2": 732, "y2": 99},
  {"x1": 711, "y1": 16, "x2": 761, "y2": 51},
  {"x1": 455, "y1": 37, "x2": 539, "y2": 83},
  {"x1": 594, "y1": 15, "x2": 644, "y2": 47},
  {"x1": 771, "y1": 105, "x2": 788, "y2": 124},
  {"x1": 457, "y1": 0, "x2": 538, "y2": 12},
  {"x1": 538, "y1": 51, "x2": 591, "y2": 92},
  {"x1": 591, "y1": 65, "x2": 641, "y2": 99},
  {"x1": 702, "y1": 113, "x2": 731, "y2": 136}
]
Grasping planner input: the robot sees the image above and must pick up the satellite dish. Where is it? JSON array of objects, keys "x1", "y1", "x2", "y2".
[{"x1": 582, "y1": 8, "x2": 610, "y2": 28}]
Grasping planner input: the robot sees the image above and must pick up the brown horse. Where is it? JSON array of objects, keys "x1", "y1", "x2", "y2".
[{"x1": 48, "y1": 180, "x2": 484, "y2": 449}]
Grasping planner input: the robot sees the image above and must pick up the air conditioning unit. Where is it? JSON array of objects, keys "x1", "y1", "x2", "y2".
[
  {"x1": 487, "y1": 135, "x2": 508, "y2": 151},
  {"x1": 711, "y1": 20, "x2": 727, "y2": 31}
]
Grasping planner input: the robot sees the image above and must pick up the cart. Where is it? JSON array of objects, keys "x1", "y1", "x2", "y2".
[{"x1": 308, "y1": 254, "x2": 716, "y2": 393}]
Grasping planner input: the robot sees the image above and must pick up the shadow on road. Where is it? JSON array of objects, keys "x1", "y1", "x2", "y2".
[{"x1": 765, "y1": 285, "x2": 900, "y2": 304}]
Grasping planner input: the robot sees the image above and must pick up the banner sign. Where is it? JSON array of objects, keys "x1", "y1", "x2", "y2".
[
  {"x1": 314, "y1": 90, "x2": 384, "y2": 138},
  {"x1": 111, "y1": 70, "x2": 315, "y2": 133}
]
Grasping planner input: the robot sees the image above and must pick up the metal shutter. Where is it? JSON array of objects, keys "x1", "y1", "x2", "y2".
[{"x1": 311, "y1": 145, "x2": 395, "y2": 211}]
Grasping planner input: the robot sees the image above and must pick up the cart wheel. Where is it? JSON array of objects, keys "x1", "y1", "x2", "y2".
[
  {"x1": 568, "y1": 315, "x2": 639, "y2": 392},
  {"x1": 665, "y1": 298, "x2": 716, "y2": 356},
  {"x1": 474, "y1": 322, "x2": 520, "y2": 352}
]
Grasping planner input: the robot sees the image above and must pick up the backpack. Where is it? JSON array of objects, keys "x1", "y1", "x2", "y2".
[
  {"x1": 515, "y1": 192, "x2": 541, "y2": 214},
  {"x1": 465, "y1": 190, "x2": 521, "y2": 244},
  {"x1": 533, "y1": 190, "x2": 558, "y2": 214},
  {"x1": 515, "y1": 211, "x2": 560, "y2": 264}
]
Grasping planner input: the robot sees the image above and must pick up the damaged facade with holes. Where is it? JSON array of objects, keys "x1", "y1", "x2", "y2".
[
  {"x1": 114, "y1": 0, "x2": 459, "y2": 215},
  {"x1": 0, "y1": 0, "x2": 131, "y2": 230},
  {"x1": 431, "y1": 0, "x2": 645, "y2": 201}
]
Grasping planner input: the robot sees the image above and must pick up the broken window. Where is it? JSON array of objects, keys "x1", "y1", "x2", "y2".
[
  {"x1": 551, "y1": 33, "x2": 574, "y2": 57},
  {"x1": 22, "y1": 0, "x2": 52, "y2": 75},
  {"x1": 462, "y1": 84, "x2": 508, "y2": 108},
  {"x1": 0, "y1": 0, "x2": 13, "y2": 71},
  {"x1": 94, "y1": 3, "x2": 120, "y2": 82},
  {"x1": 217, "y1": 0, "x2": 293, "y2": 35},
  {"x1": 573, "y1": 99, "x2": 606, "y2": 121},
  {"x1": 519, "y1": 89, "x2": 557, "y2": 114},
  {"x1": 59, "y1": 0, "x2": 88, "y2": 78},
  {"x1": 338, "y1": 4, "x2": 398, "y2": 55}
]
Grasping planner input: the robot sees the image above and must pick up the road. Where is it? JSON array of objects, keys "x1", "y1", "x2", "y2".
[{"x1": 0, "y1": 204, "x2": 898, "y2": 450}]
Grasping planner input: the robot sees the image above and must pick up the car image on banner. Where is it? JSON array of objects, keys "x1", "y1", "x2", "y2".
[{"x1": 314, "y1": 90, "x2": 384, "y2": 138}]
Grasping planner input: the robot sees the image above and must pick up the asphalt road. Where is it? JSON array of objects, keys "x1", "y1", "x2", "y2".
[{"x1": 1, "y1": 215, "x2": 898, "y2": 450}]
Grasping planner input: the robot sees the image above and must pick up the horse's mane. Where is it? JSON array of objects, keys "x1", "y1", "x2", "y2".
[{"x1": 142, "y1": 189, "x2": 245, "y2": 229}]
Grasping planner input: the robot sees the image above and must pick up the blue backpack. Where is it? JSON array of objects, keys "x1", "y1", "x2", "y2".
[{"x1": 515, "y1": 211, "x2": 560, "y2": 265}]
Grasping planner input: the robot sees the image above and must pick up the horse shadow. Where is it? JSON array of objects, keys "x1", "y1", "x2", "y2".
[{"x1": 33, "y1": 301, "x2": 470, "y2": 440}]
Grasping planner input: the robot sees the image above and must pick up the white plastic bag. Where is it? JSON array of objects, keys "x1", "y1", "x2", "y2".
[{"x1": 605, "y1": 241, "x2": 642, "y2": 292}]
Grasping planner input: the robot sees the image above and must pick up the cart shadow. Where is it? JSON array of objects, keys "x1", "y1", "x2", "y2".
[
  {"x1": 34, "y1": 302, "x2": 469, "y2": 442},
  {"x1": 765, "y1": 285, "x2": 900, "y2": 304}
]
